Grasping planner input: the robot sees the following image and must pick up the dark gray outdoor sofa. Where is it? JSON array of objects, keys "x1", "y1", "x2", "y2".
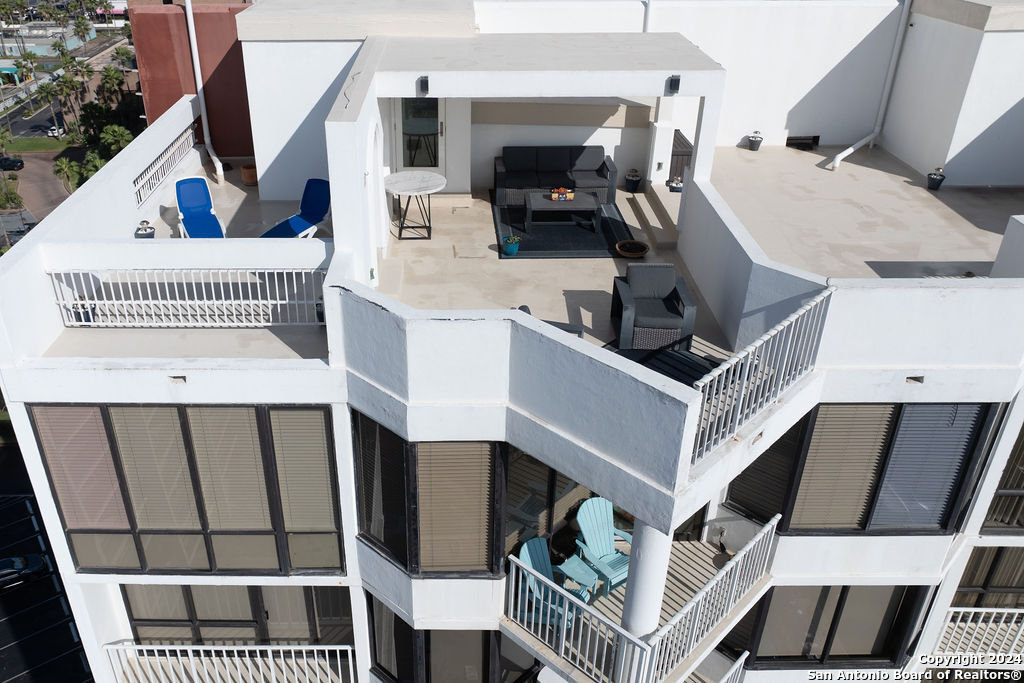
[{"x1": 494, "y1": 146, "x2": 618, "y2": 207}]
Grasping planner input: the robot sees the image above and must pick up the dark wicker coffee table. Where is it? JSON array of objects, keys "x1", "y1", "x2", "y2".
[{"x1": 524, "y1": 191, "x2": 600, "y2": 233}]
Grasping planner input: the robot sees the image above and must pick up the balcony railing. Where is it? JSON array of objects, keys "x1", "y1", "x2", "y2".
[
  {"x1": 49, "y1": 269, "x2": 326, "y2": 328},
  {"x1": 692, "y1": 287, "x2": 833, "y2": 463},
  {"x1": 133, "y1": 119, "x2": 198, "y2": 206},
  {"x1": 719, "y1": 651, "x2": 748, "y2": 683},
  {"x1": 104, "y1": 643, "x2": 356, "y2": 682},
  {"x1": 646, "y1": 515, "x2": 779, "y2": 681},
  {"x1": 506, "y1": 555, "x2": 652, "y2": 682},
  {"x1": 938, "y1": 608, "x2": 1024, "y2": 656}
]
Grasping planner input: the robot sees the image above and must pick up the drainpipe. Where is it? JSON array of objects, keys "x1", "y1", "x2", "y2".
[
  {"x1": 642, "y1": 0, "x2": 652, "y2": 32},
  {"x1": 183, "y1": 0, "x2": 224, "y2": 182},
  {"x1": 829, "y1": 0, "x2": 911, "y2": 170}
]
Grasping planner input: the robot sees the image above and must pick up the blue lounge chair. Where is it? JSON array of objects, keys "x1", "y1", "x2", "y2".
[
  {"x1": 175, "y1": 177, "x2": 225, "y2": 238},
  {"x1": 520, "y1": 537, "x2": 592, "y2": 603},
  {"x1": 575, "y1": 497, "x2": 632, "y2": 596},
  {"x1": 260, "y1": 178, "x2": 330, "y2": 238},
  {"x1": 515, "y1": 538, "x2": 586, "y2": 630}
]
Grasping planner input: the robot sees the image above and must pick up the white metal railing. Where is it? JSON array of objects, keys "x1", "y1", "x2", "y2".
[
  {"x1": 506, "y1": 555, "x2": 652, "y2": 682},
  {"x1": 719, "y1": 651, "x2": 748, "y2": 683},
  {"x1": 646, "y1": 515, "x2": 779, "y2": 682},
  {"x1": 692, "y1": 287, "x2": 834, "y2": 463},
  {"x1": 49, "y1": 269, "x2": 326, "y2": 327},
  {"x1": 104, "y1": 643, "x2": 356, "y2": 682},
  {"x1": 938, "y1": 608, "x2": 1024, "y2": 656},
  {"x1": 133, "y1": 120, "x2": 198, "y2": 206}
]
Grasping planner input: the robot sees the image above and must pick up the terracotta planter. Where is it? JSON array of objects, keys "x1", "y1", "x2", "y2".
[{"x1": 241, "y1": 164, "x2": 258, "y2": 186}]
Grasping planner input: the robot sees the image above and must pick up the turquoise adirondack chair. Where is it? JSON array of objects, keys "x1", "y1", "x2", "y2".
[
  {"x1": 575, "y1": 497, "x2": 632, "y2": 596},
  {"x1": 520, "y1": 537, "x2": 591, "y2": 602}
]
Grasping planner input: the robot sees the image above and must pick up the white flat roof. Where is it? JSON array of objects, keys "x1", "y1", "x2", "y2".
[{"x1": 236, "y1": 0, "x2": 477, "y2": 41}]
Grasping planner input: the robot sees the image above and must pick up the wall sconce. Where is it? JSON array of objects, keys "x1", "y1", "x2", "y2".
[
  {"x1": 667, "y1": 75, "x2": 680, "y2": 95},
  {"x1": 418, "y1": 76, "x2": 429, "y2": 96}
]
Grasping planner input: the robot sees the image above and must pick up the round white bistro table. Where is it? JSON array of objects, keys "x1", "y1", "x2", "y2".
[{"x1": 384, "y1": 170, "x2": 447, "y2": 240}]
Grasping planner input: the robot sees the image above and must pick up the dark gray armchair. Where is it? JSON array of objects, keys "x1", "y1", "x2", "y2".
[{"x1": 611, "y1": 264, "x2": 697, "y2": 350}]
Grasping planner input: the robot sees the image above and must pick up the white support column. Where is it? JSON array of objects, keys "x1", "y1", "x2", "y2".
[{"x1": 620, "y1": 520, "x2": 673, "y2": 637}]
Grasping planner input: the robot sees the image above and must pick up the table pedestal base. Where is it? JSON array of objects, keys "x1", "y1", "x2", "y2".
[{"x1": 398, "y1": 193, "x2": 432, "y2": 240}]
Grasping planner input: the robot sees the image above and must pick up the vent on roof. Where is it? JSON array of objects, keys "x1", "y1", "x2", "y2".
[{"x1": 786, "y1": 135, "x2": 820, "y2": 151}]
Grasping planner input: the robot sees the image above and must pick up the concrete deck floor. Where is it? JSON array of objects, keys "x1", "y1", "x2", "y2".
[
  {"x1": 151, "y1": 165, "x2": 334, "y2": 240},
  {"x1": 379, "y1": 191, "x2": 729, "y2": 351},
  {"x1": 711, "y1": 145, "x2": 1024, "y2": 279}
]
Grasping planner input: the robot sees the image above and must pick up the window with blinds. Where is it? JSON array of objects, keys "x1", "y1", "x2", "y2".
[
  {"x1": 790, "y1": 404, "x2": 896, "y2": 529},
  {"x1": 271, "y1": 409, "x2": 341, "y2": 569},
  {"x1": 109, "y1": 406, "x2": 201, "y2": 530},
  {"x1": 869, "y1": 403, "x2": 984, "y2": 530},
  {"x1": 417, "y1": 442, "x2": 494, "y2": 572},
  {"x1": 30, "y1": 404, "x2": 342, "y2": 575},
  {"x1": 187, "y1": 407, "x2": 271, "y2": 530},
  {"x1": 32, "y1": 406, "x2": 129, "y2": 530},
  {"x1": 123, "y1": 584, "x2": 352, "y2": 646},
  {"x1": 353, "y1": 412, "x2": 409, "y2": 566}
]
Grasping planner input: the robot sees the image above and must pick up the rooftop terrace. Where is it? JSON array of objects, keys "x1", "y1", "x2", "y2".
[
  {"x1": 377, "y1": 191, "x2": 731, "y2": 354},
  {"x1": 712, "y1": 144, "x2": 1024, "y2": 279}
]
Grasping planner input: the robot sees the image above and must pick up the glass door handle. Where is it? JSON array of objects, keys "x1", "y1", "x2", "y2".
[{"x1": 439, "y1": 122, "x2": 444, "y2": 137}]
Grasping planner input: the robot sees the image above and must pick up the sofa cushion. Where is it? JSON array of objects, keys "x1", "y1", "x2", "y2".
[
  {"x1": 634, "y1": 298, "x2": 685, "y2": 329},
  {"x1": 503, "y1": 147, "x2": 536, "y2": 172},
  {"x1": 502, "y1": 171, "x2": 539, "y2": 189},
  {"x1": 571, "y1": 146, "x2": 606, "y2": 171},
  {"x1": 571, "y1": 170, "x2": 606, "y2": 188},
  {"x1": 537, "y1": 171, "x2": 574, "y2": 189},
  {"x1": 537, "y1": 147, "x2": 571, "y2": 172},
  {"x1": 627, "y1": 264, "x2": 676, "y2": 299}
]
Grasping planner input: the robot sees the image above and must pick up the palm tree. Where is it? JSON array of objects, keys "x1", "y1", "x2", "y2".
[
  {"x1": 51, "y1": 40, "x2": 69, "y2": 64},
  {"x1": 0, "y1": 127, "x2": 13, "y2": 194},
  {"x1": 112, "y1": 45, "x2": 132, "y2": 95},
  {"x1": 53, "y1": 157, "x2": 78, "y2": 193},
  {"x1": 35, "y1": 81, "x2": 60, "y2": 135},
  {"x1": 71, "y1": 60, "x2": 94, "y2": 104},
  {"x1": 100, "y1": 123, "x2": 132, "y2": 156},
  {"x1": 57, "y1": 72, "x2": 79, "y2": 124},
  {"x1": 72, "y1": 16, "x2": 91, "y2": 47},
  {"x1": 98, "y1": 65, "x2": 121, "y2": 106},
  {"x1": 81, "y1": 149, "x2": 104, "y2": 180}
]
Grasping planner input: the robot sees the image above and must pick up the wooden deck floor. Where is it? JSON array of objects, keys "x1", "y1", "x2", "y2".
[{"x1": 589, "y1": 540, "x2": 725, "y2": 627}]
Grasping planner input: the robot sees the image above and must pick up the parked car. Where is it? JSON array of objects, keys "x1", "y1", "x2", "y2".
[
  {"x1": 47, "y1": 125, "x2": 65, "y2": 138},
  {"x1": 0, "y1": 157, "x2": 24, "y2": 171},
  {"x1": 0, "y1": 555, "x2": 47, "y2": 590}
]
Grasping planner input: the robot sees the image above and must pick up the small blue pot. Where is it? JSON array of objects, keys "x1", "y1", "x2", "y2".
[{"x1": 503, "y1": 238, "x2": 520, "y2": 256}]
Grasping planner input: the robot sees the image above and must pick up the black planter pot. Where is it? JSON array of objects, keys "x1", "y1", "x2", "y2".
[
  {"x1": 747, "y1": 136, "x2": 763, "y2": 151},
  {"x1": 927, "y1": 172, "x2": 946, "y2": 190}
]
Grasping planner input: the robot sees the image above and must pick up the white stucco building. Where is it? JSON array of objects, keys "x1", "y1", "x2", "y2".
[{"x1": 1, "y1": 0, "x2": 1023, "y2": 682}]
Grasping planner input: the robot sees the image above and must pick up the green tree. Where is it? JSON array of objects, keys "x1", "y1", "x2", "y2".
[
  {"x1": 71, "y1": 59, "x2": 94, "y2": 104},
  {"x1": 72, "y1": 16, "x2": 91, "y2": 46},
  {"x1": 112, "y1": 45, "x2": 133, "y2": 95},
  {"x1": 97, "y1": 65, "x2": 122, "y2": 105},
  {"x1": 0, "y1": 127, "x2": 13, "y2": 195},
  {"x1": 51, "y1": 40, "x2": 69, "y2": 63},
  {"x1": 53, "y1": 157, "x2": 78, "y2": 193},
  {"x1": 81, "y1": 149, "x2": 105, "y2": 180},
  {"x1": 120, "y1": 22, "x2": 131, "y2": 42},
  {"x1": 57, "y1": 72, "x2": 79, "y2": 124},
  {"x1": 100, "y1": 123, "x2": 132, "y2": 156}
]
